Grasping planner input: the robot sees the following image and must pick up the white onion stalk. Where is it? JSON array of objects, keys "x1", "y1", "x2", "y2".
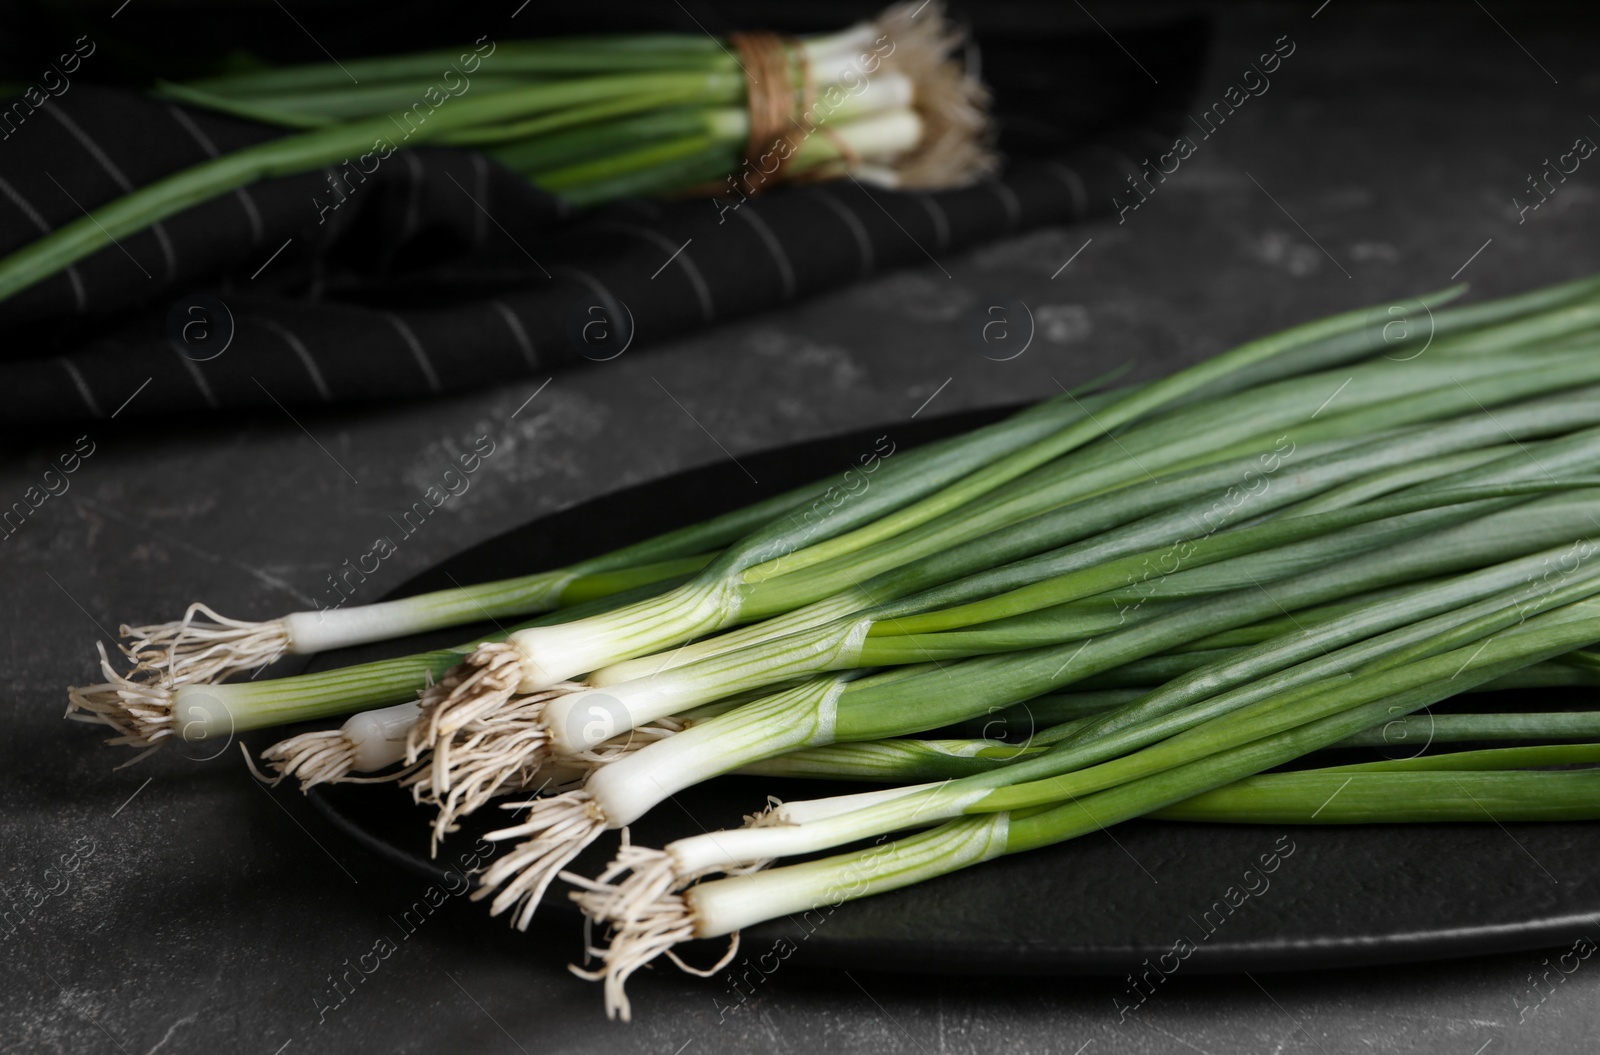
[
  {"x1": 542, "y1": 618, "x2": 872, "y2": 755},
  {"x1": 397, "y1": 680, "x2": 740, "y2": 849},
  {"x1": 65, "y1": 639, "x2": 465, "y2": 756},
  {"x1": 567, "y1": 781, "x2": 978, "y2": 963},
  {"x1": 472, "y1": 676, "x2": 848, "y2": 930},
  {"x1": 573, "y1": 813, "x2": 1011, "y2": 1021},
  {"x1": 736, "y1": 738, "x2": 1042, "y2": 781},
  {"x1": 258, "y1": 700, "x2": 425, "y2": 791},
  {"x1": 75, "y1": 586, "x2": 698, "y2": 761},
  {"x1": 253, "y1": 697, "x2": 580, "y2": 798},
  {"x1": 120, "y1": 572, "x2": 577, "y2": 685},
  {"x1": 799, "y1": 22, "x2": 882, "y2": 70},
  {"x1": 670, "y1": 812, "x2": 1013, "y2": 937},
  {"x1": 815, "y1": 109, "x2": 923, "y2": 165},
  {"x1": 587, "y1": 590, "x2": 870, "y2": 686},
  {"x1": 788, "y1": 3, "x2": 991, "y2": 189},
  {"x1": 256, "y1": 696, "x2": 684, "y2": 836},
  {"x1": 593, "y1": 780, "x2": 966, "y2": 897},
  {"x1": 408, "y1": 705, "x2": 693, "y2": 854}
]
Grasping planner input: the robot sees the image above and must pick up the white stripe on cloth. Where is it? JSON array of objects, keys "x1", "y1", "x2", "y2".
[
  {"x1": 736, "y1": 205, "x2": 796, "y2": 300},
  {"x1": 597, "y1": 221, "x2": 716, "y2": 323},
  {"x1": 0, "y1": 174, "x2": 87, "y2": 311},
  {"x1": 165, "y1": 105, "x2": 265, "y2": 244},
  {"x1": 490, "y1": 299, "x2": 539, "y2": 370},
  {"x1": 45, "y1": 105, "x2": 178, "y2": 280},
  {"x1": 990, "y1": 181, "x2": 1023, "y2": 232},
  {"x1": 1044, "y1": 163, "x2": 1089, "y2": 219},
  {"x1": 554, "y1": 265, "x2": 629, "y2": 339},
  {"x1": 247, "y1": 314, "x2": 334, "y2": 402},
  {"x1": 172, "y1": 346, "x2": 219, "y2": 408},
  {"x1": 381, "y1": 312, "x2": 442, "y2": 393},
  {"x1": 913, "y1": 193, "x2": 952, "y2": 252},
  {"x1": 60, "y1": 359, "x2": 101, "y2": 416},
  {"x1": 469, "y1": 152, "x2": 489, "y2": 248},
  {"x1": 808, "y1": 189, "x2": 875, "y2": 277}
]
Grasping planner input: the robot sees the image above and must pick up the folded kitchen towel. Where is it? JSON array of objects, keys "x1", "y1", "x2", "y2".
[{"x1": 0, "y1": 16, "x2": 1206, "y2": 424}]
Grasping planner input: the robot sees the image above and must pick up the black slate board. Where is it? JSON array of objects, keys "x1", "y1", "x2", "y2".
[{"x1": 299, "y1": 406, "x2": 1600, "y2": 975}]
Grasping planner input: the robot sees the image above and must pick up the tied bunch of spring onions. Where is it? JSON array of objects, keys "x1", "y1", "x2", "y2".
[
  {"x1": 0, "y1": 3, "x2": 992, "y2": 305},
  {"x1": 68, "y1": 273, "x2": 1600, "y2": 1020}
]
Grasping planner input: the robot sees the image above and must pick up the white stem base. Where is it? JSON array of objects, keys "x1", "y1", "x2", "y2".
[
  {"x1": 546, "y1": 619, "x2": 868, "y2": 756},
  {"x1": 585, "y1": 678, "x2": 845, "y2": 827},
  {"x1": 773, "y1": 782, "x2": 944, "y2": 825},
  {"x1": 688, "y1": 813, "x2": 1010, "y2": 938},
  {"x1": 671, "y1": 782, "x2": 968, "y2": 874},
  {"x1": 342, "y1": 700, "x2": 421, "y2": 772},
  {"x1": 283, "y1": 569, "x2": 576, "y2": 654},
  {"x1": 587, "y1": 591, "x2": 868, "y2": 687},
  {"x1": 507, "y1": 577, "x2": 737, "y2": 690}
]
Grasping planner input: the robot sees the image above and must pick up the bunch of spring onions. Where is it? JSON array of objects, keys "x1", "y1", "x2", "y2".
[
  {"x1": 0, "y1": 3, "x2": 991, "y2": 304},
  {"x1": 67, "y1": 273, "x2": 1600, "y2": 1019}
]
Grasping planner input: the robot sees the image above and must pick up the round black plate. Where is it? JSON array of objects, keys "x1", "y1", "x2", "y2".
[{"x1": 303, "y1": 406, "x2": 1600, "y2": 974}]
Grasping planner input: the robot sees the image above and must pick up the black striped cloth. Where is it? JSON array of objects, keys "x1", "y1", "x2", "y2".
[{"x1": 0, "y1": 19, "x2": 1205, "y2": 424}]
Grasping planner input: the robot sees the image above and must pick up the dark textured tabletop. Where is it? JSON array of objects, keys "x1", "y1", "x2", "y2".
[{"x1": 6, "y1": 2, "x2": 1600, "y2": 1052}]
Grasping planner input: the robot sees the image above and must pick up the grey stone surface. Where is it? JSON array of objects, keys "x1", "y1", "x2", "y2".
[{"x1": 5, "y1": 2, "x2": 1600, "y2": 1051}]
